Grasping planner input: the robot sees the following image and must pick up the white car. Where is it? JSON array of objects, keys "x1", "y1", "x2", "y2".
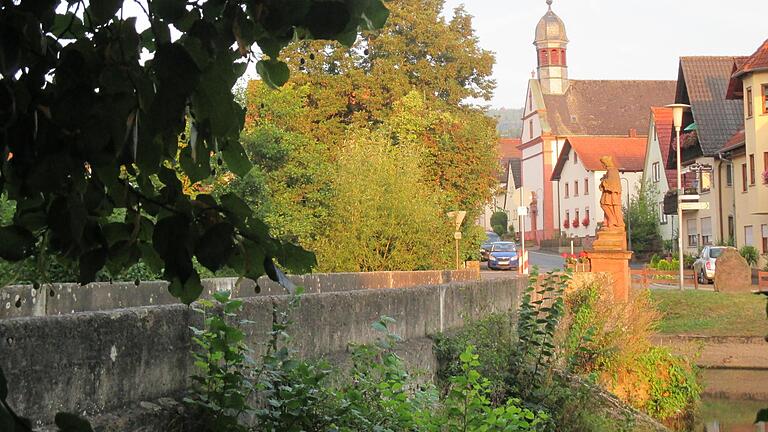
[{"x1": 692, "y1": 246, "x2": 734, "y2": 284}]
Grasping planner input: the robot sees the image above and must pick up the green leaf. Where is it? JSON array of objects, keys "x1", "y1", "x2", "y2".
[
  {"x1": 179, "y1": 139, "x2": 211, "y2": 184},
  {"x1": 361, "y1": 0, "x2": 390, "y2": 31},
  {"x1": 168, "y1": 272, "x2": 203, "y2": 305},
  {"x1": 154, "y1": 0, "x2": 187, "y2": 22},
  {"x1": 55, "y1": 412, "x2": 94, "y2": 432},
  {"x1": 255, "y1": 60, "x2": 289, "y2": 89},
  {"x1": 88, "y1": 0, "x2": 121, "y2": 27},
  {"x1": 50, "y1": 13, "x2": 85, "y2": 39},
  {"x1": 0, "y1": 225, "x2": 37, "y2": 261},
  {"x1": 78, "y1": 248, "x2": 107, "y2": 285},
  {"x1": 195, "y1": 223, "x2": 235, "y2": 271},
  {"x1": 220, "y1": 140, "x2": 252, "y2": 177},
  {"x1": 306, "y1": 2, "x2": 350, "y2": 39},
  {"x1": 220, "y1": 193, "x2": 252, "y2": 223}
]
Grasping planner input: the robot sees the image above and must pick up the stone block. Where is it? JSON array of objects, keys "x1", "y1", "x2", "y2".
[{"x1": 713, "y1": 248, "x2": 752, "y2": 293}]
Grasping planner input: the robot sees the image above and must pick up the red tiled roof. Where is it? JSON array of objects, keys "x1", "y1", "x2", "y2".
[
  {"x1": 650, "y1": 107, "x2": 678, "y2": 189},
  {"x1": 551, "y1": 136, "x2": 647, "y2": 180},
  {"x1": 722, "y1": 128, "x2": 746, "y2": 152},
  {"x1": 497, "y1": 138, "x2": 522, "y2": 186},
  {"x1": 541, "y1": 80, "x2": 676, "y2": 136},
  {"x1": 498, "y1": 138, "x2": 522, "y2": 159},
  {"x1": 734, "y1": 39, "x2": 768, "y2": 78}
]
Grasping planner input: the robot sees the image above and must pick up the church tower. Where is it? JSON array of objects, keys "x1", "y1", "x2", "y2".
[{"x1": 535, "y1": 0, "x2": 569, "y2": 95}]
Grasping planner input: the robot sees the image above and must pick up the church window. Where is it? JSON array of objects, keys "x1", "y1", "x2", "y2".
[
  {"x1": 542, "y1": 50, "x2": 549, "y2": 66},
  {"x1": 561, "y1": 50, "x2": 566, "y2": 65},
  {"x1": 551, "y1": 49, "x2": 559, "y2": 65}
]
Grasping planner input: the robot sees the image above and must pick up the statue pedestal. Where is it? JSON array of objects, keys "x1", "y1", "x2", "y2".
[{"x1": 589, "y1": 229, "x2": 632, "y2": 302}]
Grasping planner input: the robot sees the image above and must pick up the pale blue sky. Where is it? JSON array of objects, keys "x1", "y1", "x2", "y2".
[{"x1": 443, "y1": 0, "x2": 768, "y2": 108}]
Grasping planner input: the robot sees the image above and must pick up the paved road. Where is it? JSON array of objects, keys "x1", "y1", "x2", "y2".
[{"x1": 480, "y1": 250, "x2": 565, "y2": 280}]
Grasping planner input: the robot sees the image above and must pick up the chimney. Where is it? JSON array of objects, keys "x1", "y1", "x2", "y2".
[{"x1": 628, "y1": 128, "x2": 637, "y2": 137}]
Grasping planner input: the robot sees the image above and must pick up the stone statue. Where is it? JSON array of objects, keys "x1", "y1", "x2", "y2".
[{"x1": 598, "y1": 156, "x2": 625, "y2": 230}]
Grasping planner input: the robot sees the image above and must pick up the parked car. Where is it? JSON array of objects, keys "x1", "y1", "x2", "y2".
[
  {"x1": 487, "y1": 242, "x2": 518, "y2": 271},
  {"x1": 480, "y1": 231, "x2": 502, "y2": 261},
  {"x1": 692, "y1": 246, "x2": 734, "y2": 284}
]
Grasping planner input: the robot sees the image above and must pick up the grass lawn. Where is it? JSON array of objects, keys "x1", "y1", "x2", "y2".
[{"x1": 649, "y1": 289, "x2": 768, "y2": 336}]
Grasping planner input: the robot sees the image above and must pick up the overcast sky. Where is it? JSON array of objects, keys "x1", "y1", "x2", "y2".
[{"x1": 442, "y1": 0, "x2": 768, "y2": 108}]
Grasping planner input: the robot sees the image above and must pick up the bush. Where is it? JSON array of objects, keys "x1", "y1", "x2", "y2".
[
  {"x1": 740, "y1": 245, "x2": 759, "y2": 267},
  {"x1": 310, "y1": 134, "x2": 453, "y2": 272},
  {"x1": 560, "y1": 274, "x2": 700, "y2": 424},
  {"x1": 490, "y1": 211, "x2": 508, "y2": 233},
  {"x1": 492, "y1": 224, "x2": 505, "y2": 237}
]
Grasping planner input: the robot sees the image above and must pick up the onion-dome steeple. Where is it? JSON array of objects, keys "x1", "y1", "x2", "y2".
[
  {"x1": 534, "y1": 0, "x2": 569, "y2": 95},
  {"x1": 535, "y1": 0, "x2": 568, "y2": 44}
]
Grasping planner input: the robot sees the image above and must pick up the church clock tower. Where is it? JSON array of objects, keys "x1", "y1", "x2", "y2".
[{"x1": 535, "y1": 0, "x2": 569, "y2": 95}]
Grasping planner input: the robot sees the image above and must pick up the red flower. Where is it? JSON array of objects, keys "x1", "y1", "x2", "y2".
[
  {"x1": 582, "y1": 217, "x2": 590, "y2": 226},
  {"x1": 572, "y1": 218, "x2": 580, "y2": 228},
  {"x1": 563, "y1": 219, "x2": 570, "y2": 228},
  {"x1": 561, "y1": 253, "x2": 568, "y2": 258}
]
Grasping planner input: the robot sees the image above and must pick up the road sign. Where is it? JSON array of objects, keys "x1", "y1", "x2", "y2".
[
  {"x1": 453, "y1": 232, "x2": 462, "y2": 240},
  {"x1": 680, "y1": 202, "x2": 710, "y2": 211},
  {"x1": 683, "y1": 163, "x2": 713, "y2": 173},
  {"x1": 446, "y1": 211, "x2": 466, "y2": 231},
  {"x1": 679, "y1": 194, "x2": 700, "y2": 201},
  {"x1": 517, "y1": 206, "x2": 528, "y2": 216}
]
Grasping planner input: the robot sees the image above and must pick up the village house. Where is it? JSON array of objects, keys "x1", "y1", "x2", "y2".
[
  {"x1": 519, "y1": 1, "x2": 675, "y2": 242},
  {"x1": 551, "y1": 137, "x2": 645, "y2": 240},
  {"x1": 479, "y1": 138, "x2": 522, "y2": 233},
  {"x1": 723, "y1": 39, "x2": 768, "y2": 266},
  {"x1": 640, "y1": 107, "x2": 677, "y2": 243},
  {"x1": 669, "y1": 56, "x2": 747, "y2": 252}
]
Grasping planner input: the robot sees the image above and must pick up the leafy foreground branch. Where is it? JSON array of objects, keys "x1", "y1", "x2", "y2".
[{"x1": 0, "y1": 0, "x2": 388, "y2": 303}]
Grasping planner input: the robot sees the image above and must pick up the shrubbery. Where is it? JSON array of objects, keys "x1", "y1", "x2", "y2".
[
  {"x1": 740, "y1": 245, "x2": 760, "y2": 267},
  {"x1": 560, "y1": 274, "x2": 700, "y2": 426},
  {"x1": 186, "y1": 293, "x2": 549, "y2": 431}
]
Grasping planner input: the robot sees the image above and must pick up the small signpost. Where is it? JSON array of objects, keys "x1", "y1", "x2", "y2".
[
  {"x1": 680, "y1": 202, "x2": 710, "y2": 211},
  {"x1": 446, "y1": 211, "x2": 466, "y2": 270}
]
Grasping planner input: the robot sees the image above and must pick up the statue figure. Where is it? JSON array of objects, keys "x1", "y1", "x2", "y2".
[{"x1": 598, "y1": 156, "x2": 625, "y2": 230}]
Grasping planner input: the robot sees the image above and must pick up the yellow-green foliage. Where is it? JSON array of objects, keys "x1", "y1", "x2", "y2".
[
  {"x1": 310, "y1": 132, "x2": 453, "y2": 272},
  {"x1": 561, "y1": 274, "x2": 701, "y2": 423}
]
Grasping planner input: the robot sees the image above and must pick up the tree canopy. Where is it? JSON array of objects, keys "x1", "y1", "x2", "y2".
[{"x1": 0, "y1": 0, "x2": 388, "y2": 303}]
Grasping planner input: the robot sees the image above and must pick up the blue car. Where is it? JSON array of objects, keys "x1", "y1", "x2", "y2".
[{"x1": 487, "y1": 242, "x2": 518, "y2": 271}]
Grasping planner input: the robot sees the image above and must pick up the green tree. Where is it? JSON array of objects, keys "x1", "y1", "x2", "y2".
[
  {"x1": 218, "y1": 81, "x2": 332, "y2": 245},
  {"x1": 625, "y1": 182, "x2": 663, "y2": 257},
  {"x1": 310, "y1": 132, "x2": 453, "y2": 272},
  {"x1": 0, "y1": 0, "x2": 387, "y2": 303},
  {"x1": 490, "y1": 211, "x2": 508, "y2": 236},
  {"x1": 280, "y1": 0, "x2": 499, "y2": 227}
]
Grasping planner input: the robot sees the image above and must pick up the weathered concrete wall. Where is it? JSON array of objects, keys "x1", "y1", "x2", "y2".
[
  {"x1": 0, "y1": 277, "x2": 522, "y2": 429},
  {"x1": 0, "y1": 269, "x2": 480, "y2": 319}
]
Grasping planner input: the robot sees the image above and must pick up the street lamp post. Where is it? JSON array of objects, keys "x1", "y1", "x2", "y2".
[
  {"x1": 620, "y1": 177, "x2": 632, "y2": 251},
  {"x1": 666, "y1": 103, "x2": 691, "y2": 290}
]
